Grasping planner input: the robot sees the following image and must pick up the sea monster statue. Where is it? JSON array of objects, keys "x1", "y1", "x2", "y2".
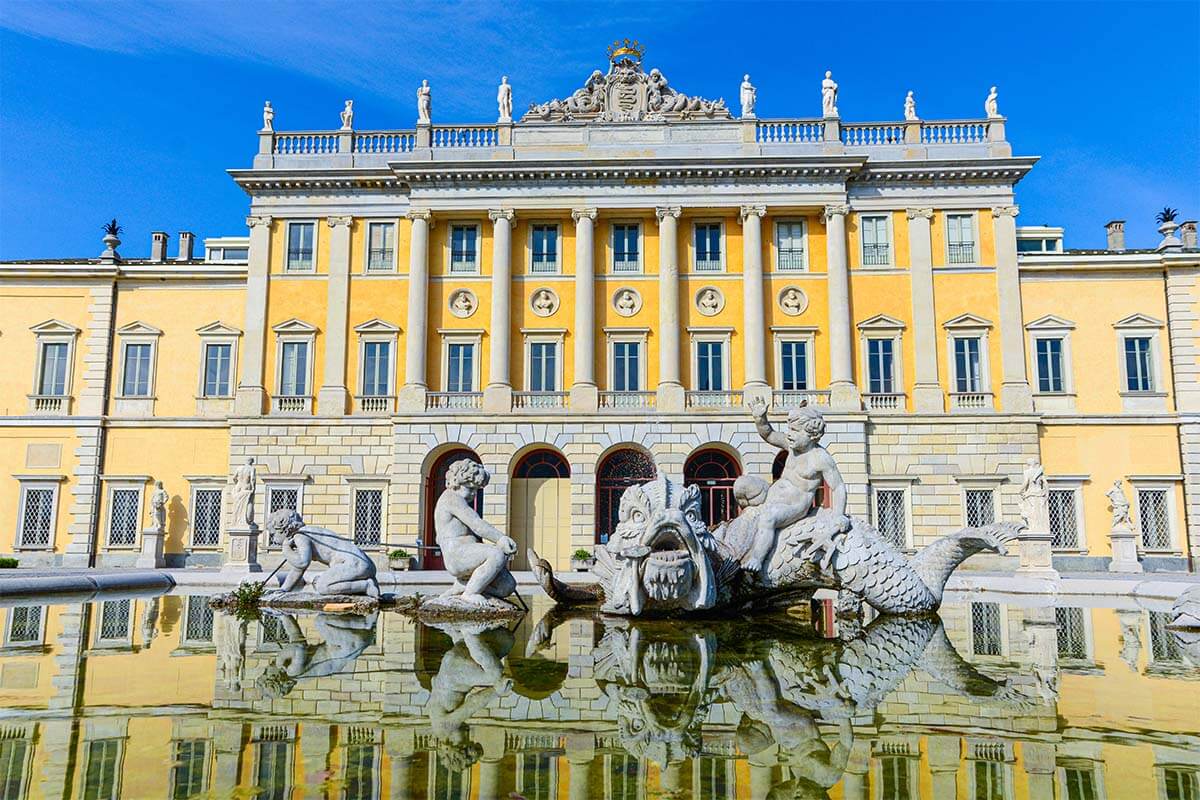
[{"x1": 532, "y1": 400, "x2": 1020, "y2": 617}]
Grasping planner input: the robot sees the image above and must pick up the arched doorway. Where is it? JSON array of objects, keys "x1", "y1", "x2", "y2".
[
  {"x1": 684, "y1": 449, "x2": 742, "y2": 528},
  {"x1": 595, "y1": 448, "x2": 656, "y2": 545},
  {"x1": 423, "y1": 448, "x2": 482, "y2": 570},
  {"x1": 771, "y1": 451, "x2": 830, "y2": 509},
  {"x1": 509, "y1": 449, "x2": 571, "y2": 571}
]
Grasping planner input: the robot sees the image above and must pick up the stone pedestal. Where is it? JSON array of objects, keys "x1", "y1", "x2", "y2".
[
  {"x1": 1016, "y1": 529, "x2": 1059, "y2": 578},
  {"x1": 135, "y1": 529, "x2": 165, "y2": 569},
  {"x1": 483, "y1": 384, "x2": 513, "y2": 413},
  {"x1": 223, "y1": 524, "x2": 262, "y2": 573},
  {"x1": 656, "y1": 382, "x2": 685, "y2": 413},
  {"x1": 397, "y1": 383, "x2": 427, "y2": 413},
  {"x1": 569, "y1": 383, "x2": 599, "y2": 412},
  {"x1": 1109, "y1": 522, "x2": 1143, "y2": 572}
]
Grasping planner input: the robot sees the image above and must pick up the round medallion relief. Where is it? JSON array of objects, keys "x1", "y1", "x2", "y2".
[
  {"x1": 530, "y1": 288, "x2": 560, "y2": 317},
  {"x1": 612, "y1": 287, "x2": 642, "y2": 317},
  {"x1": 695, "y1": 286, "x2": 725, "y2": 316},
  {"x1": 778, "y1": 286, "x2": 809, "y2": 316},
  {"x1": 448, "y1": 288, "x2": 477, "y2": 318}
]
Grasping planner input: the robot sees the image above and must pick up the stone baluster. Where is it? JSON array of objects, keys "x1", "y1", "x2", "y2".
[
  {"x1": 235, "y1": 215, "x2": 273, "y2": 415},
  {"x1": 571, "y1": 208, "x2": 599, "y2": 411},
  {"x1": 484, "y1": 209, "x2": 515, "y2": 412},
  {"x1": 992, "y1": 205, "x2": 1034, "y2": 412},
  {"x1": 740, "y1": 204, "x2": 770, "y2": 405},
  {"x1": 317, "y1": 216, "x2": 353, "y2": 414},
  {"x1": 656, "y1": 206, "x2": 684, "y2": 411},
  {"x1": 399, "y1": 210, "x2": 432, "y2": 411},
  {"x1": 907, "y1": 208, "x2": 943, "y2": 412},
  {"x1": 824, "y1": 204, "x2": 860, "y2": 408}
]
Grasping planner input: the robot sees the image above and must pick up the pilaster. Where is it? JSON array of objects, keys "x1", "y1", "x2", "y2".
[
  {"x1": 992, "y1": 205, "x2": 1034, "y2": 412},
  {"x1": 317, "y1": 215, "x2": 353, "y2": 414},
  {"x1": 484, "y1": 209, "x2": 515, "y2": 413},
  {"x1": 399, "y1": 210, "x2": 432, "y2": 412},
  {"x1": 571, "y1": 208, "x2": 599, "y2": 412},
  {"x1": 824, "y1": 204, "x2": 860, "y2": 409},
  {"x1": 656, "y1": 206, "x2": 684, "y2": 412},
  {"x1": 235, "y1": 215, "x2": 273, "y2": 415},
  {"x1": 740, "y1": 204, "x2": 770, "y2": 406},
  {"x1": 907, "y1": 208, "x2": 944, "y2": 412},
  {"x1": 927, "y1": 736, "x2": 961, "y2": 799}
]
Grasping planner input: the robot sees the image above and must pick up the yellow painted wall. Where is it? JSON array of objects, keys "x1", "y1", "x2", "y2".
[
  {"x1": 850, "y1": 274, "x2": 915, "y2": 408},
  {"x1": 0, "y1": 284, "x2": 93, "y2": 417},
  {"x1": 0, "y1": 427, "x2": 81, "y2": 554},
  {"x1": 932, "y1": 271, "x2": 1005, "y2": 408},
  {"x1": 263, "y1": 278, "x2": 328, "y2": 409}
]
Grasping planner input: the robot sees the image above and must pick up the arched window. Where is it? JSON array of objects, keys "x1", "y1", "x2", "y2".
[
  {"x1": 595, "y1": 448, "x2": 656, "y2": 544},
  {"x1": 771, "y1": 450, "x2": 829, "y2": 509},
  {"x1": 423, "y1": 448, "x2": 481, "y2": 570},
  {"x1": 514, "y1": 449, "x2": 570, "y2": 479},
  {"x1": 684, "y1": 449, "x2": 742, "y2": 527}
]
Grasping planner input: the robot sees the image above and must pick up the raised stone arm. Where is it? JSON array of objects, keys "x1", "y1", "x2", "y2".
[
  {"x1": 748, "y1": 398, "x2": 787, "y2": 449},
  {"x1": 278, "y1": 531, "x2": 314, "y2": 592}
]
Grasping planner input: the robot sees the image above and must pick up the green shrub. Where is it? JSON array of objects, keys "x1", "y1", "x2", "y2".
[
  {"x1": 228, "y1": 580, "x2": 265, "y2": 620},
  {"x1": 572, "y1": 549, "x2": 593, "y2": 562},
  {"x1": 0, "y1": 557, "x2": 18, "y2": 569},
  {"x1": 389, "y1": 549, "x2": 411, "y2": 560}
]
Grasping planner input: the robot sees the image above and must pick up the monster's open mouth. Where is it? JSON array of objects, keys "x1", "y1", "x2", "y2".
[{"x1": 643, "y1": 525, "x2": 695, "y2": 603}]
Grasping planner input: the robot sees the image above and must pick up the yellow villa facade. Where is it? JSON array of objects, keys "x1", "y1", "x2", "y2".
[{"x1": 1, "y1": 47, "x2": 1198, "y2": 573}]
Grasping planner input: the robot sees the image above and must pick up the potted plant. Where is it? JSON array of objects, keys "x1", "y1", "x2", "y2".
[
  {"x1": 0, "y1": 557, "x2": 18, "y2": 569},
  {"x1": 570, "y1": 548, "x2": 595, "y2": 572},
  {"x1": 388, "y1": 548, "x2": 414, "y2": 571}
]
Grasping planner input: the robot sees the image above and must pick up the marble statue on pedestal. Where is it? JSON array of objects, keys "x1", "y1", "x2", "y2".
[
  {"x1": 261, "y1": 101, "x2": 274, "y2": 132},
  {"x1": 340, "y1": 100, "x2": 354, "y2": 130},
  {"x1": 150, "y1": 480, "x2": 169, "y2": 534},
  {"x1": 230, "y1": 458, "x2": 257, "y2": 528},
  {"x1": 904, "y1": 90, "x2": 917, "y2": 121},
  {"x1": 136, "y1": 479, "x2": 170, "y2": 569},
  {"x1": 739, "y1": 74, "x2": 756, "y2": 118},
  {"x1": 265, "y1": 509, "x2": 380, "y2": 597},
  {"x1": 1018, "y1": 459, "x2": 1049, "y2": 532},
  {"x1": 1106, "y1": 479, "x2": 1143, "y2": 573},
  {"x1": 985, "y1": 85, "x2": 1000, "y2": 118},
  {"x1": 1107, "y1": 479, "x2": 1132, "y2": 528},
  {"x1": 417, "y1": 80, "x2": 432, "y2": 124},
  {"x1": 496, "y1": 76, "x2": 512, "y2": 123},
  {"x1": 821, "y1": 71, "x2": 839, "y2": 117}
]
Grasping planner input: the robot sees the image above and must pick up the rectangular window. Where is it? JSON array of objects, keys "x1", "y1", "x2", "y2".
[
  {"x1": 361, "y1": 341, "x2": 391, "y2": 396},
  {"x1": 1163, "y1": 768, "x2": 1199, "y2": 800},
  {"x1": 972, "y1": 761, "x2": 1005, "y2": 800},
  {"x1": 353, "y1": 488, "x2": 383, "y2": 547},
  {"x1": 964, "y1": 488, "x2": 995, "y2": 527},
  {"x1": 185, "y1": 595, "x2": 215, "y2": 643},
  {"x1": 1124, "y1": 336, "x2": 1154, "y2": 392},
  {"x1": 344, "y1": 743, "x2": 379, "y2": 800},
  {"x1": 279, "y1": 341, "x2": 308, "y2": 396},
  {"x1": 954, "y1": 337, "x2": 983, "y2": 392},
  {"x1": 879, "y1": 756, "x2": 912, "y2": 800},
  {"x1": 694, "y1": 224, "x2": 722, "y2": 271},
  {"x1": 447, "y1": 343, "x2": 475, "y2": 393},
  {"x1": 255, "y1": 740, "x2": 291, "y2": 800},
  {"x1": 192, "y1": 488, "x2": 222, "y2": 548},
  {"x1": 1138, "y1": 489, "x2": 1171, "y2": 549},
  {"x1": 107, "y1": 488, "x2": 140, "y2": 547},
  {"x1": 775, "y1": 221, "x2": 807, "y2": 271},
  {"x1": 38, "y1": 341, "x2": 69, "y2": 395},
  {"x1": 1055, "y1": 607, "x2": 1088, "y2": 660},
  {"x1": 0, "y1": 739, "x2": 30, "y2": 800},
  {"x1": 531, "y1": 224, "x2": 558, "y2": 273},
  {"x1": 7, "y1": 606, "x2": 42, "y2": 644},
  {"x1": 1049, "y1": 489, "x2": 1079, "y2": 549},
  {"x1": 612, "y1": 224, "x2": 640, "y2": 272},
  {"x1": 866, "y1": 338, "x2": 895, "y2": 394},
  {"x1": 779, "y1": 340, "x2": 809, "y2": 391},
  {"x1": 1061, "y1": 767, "x2": 1099, "y2": 800},
  {"x1": 19, "y1": 486, "x2": 55, "y2": 547},
  {"x1": 874, "y1": 488, "x2": 907, "y2": 549},
  {"x1": 98, "y1": 599, "x2": 131, "y2": 641},
  {"x1": 1035, "y1": 338, "x2": 1064, "y2": 393},
  {"x1": 529, "y1": 342, "x2": 558, "y2": 392},
  {"x1": 82, "y1": 739, "x2": 122, "y2": 800},
  {"x1": 1149, "y1": 610, "x2": 1184, "y2": 663},
  {"x1": 202, "y1": 343, "x2": 232, "y2": 397},
  {"x1": 450, "y1": 224, "x2": 478, "y2": 273},
  {"x1": 947, "y1": 213, "x2": 976, "y2": 264},
  {"x1": 861, "y1": 215, "x2": 890, "y2": 266},
  {"x1": 121, "y1": 343, "x2": 153, "y2": 397},
  {"x1": 696, "y1": 341, "x2": 725, "y2": 391},
  {"x1": 612, "y1": 341, "x2": 641, "y2": 392},
  {"x1": 365, "y1": 222, "x2": 394, "y2": 272},
  {"x1": 171, "y1": 740, "x2": 209, "y2": 799},
  {"x1": 971, "y1": 601, "x2": 1003, "y2": 656},
  {"x1": 268, "y1": 487, "x2": 300, "y2": 516},
  {"x1": 285, "y1": 222, "x2": 315, "y2": 271}
]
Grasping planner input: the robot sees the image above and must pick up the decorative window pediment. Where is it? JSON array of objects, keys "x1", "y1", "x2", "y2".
[
  {"x1": 1025, "y1": 314, "x2": 1075, "y2": 331},
  {"x1": 353, "y1": 318, "x2": 401, "y2": 335},
  {"x1": 1112, "y1": 313, "x2": 1165, "y2": 329},
  {"x1": 942, "y1": 313, "x2": 993, "y2": 330},
  {"x1": 115, "y1": 321, "x2": 163, "y2": 337},
  {"x1": 29, "y1": 319, "x2": 80, "y2": 336},
  {"x1": 272, "y1": 318, "x2": 319, "y2": 334},
  {"x1": 196, "y1": 321, "x2": 243, "y2": 337},
  {"x1": 856, "y1": 314, "x2": 906, "y2": 332}
]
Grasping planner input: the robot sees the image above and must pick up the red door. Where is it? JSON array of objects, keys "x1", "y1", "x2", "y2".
[
  {"x1": 423, "y1": 449, "x2": 482, "y2": 570},
  {"x1": 684, "y1": 449, "x2": 741, "y2": 528}
]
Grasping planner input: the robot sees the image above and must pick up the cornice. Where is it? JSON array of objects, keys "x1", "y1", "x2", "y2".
[{"x1": 850, "y1": 157, "x2": 1039, "y2": 186}]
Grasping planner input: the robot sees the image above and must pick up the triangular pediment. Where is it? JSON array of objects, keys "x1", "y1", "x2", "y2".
[
  {"x1": 116, "y1": 321, "x2": 163, "y2": 337},
  {"x1": 271, "y1": 318, "x2": 318, "y2": 334},
  {"x1": 1025, "y1": 314, "x2": 1075, "y2": 330},
  {"x1": 1112, "y1": 313, "x2": 1165, "y2": 329},
  {"x1": 856, "y1": 314, "x2": 906, "y2": 331},
  {"x1": 942, "y1": 313, "x2": 993, "y2": 330},
  {"x1": 196, "y1": 321, "x2": 243, "y2": 337},
  {"x1": 353, "y1": 318, "x2": 401, "y2": 334},
  {"x1": 29, "y1": 319, "x2": 80, "y2": 336}
]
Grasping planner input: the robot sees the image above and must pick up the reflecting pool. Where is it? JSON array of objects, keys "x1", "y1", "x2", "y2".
[{"x1": 1, "y1": 592, "x2": 1197, "y2": 799}]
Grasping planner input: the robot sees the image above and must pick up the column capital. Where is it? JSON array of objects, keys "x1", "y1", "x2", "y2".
[
  {"x1": 655, "y1": 205, "x2": 682, "y2": 221},
  {"x1": 488, "y1": 208, "x2": 515, "y2": 223},
  {"x1": 991, "y1": 205, "x2": 1020, "y2": 218},
  {"x1": 906, "y1": 207, "x2": 934, "y2": 220},
  {"x1": 325, "y1": 215, "x2": 353, "y2": 228},
  {"x1": 739, "y1": 204, "x2": 766, "y2": 222},
  {"x1": 823, "y1": 203, "x2": 851, "y2": 221},
  {"x1": 245, "y1": 214, "x2": 273, "y2": 228},
  {"x1": 571, "y1": 207, "x2": 597, "y2": 222},
  {"x1": 405, "y1": 208, "x2": 433, "y2": 224}
]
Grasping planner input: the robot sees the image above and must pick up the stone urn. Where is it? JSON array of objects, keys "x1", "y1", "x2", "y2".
[
  {"x1": 101, "y1": 234, "x2": 121, "y2": 261},
  {"x1": 1158, "y1": 220, "x2": 1182, "y2": 250},
  {"x1": 388, "y1": 549, "x2": 414, "y2": 571}
]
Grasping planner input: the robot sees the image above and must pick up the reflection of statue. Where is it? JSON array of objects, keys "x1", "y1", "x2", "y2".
[
  {"x1": 1169, "y1": 585, "x2": 1200, "y2": 631},
  {"x1": 1107, "y1": 480, "x2": 1132, "y2": 528},
  {"x1": 739, "y1": 73, "x2": 756, "y2": 118},
  {"x1": 340, "y1": 100, "x2": 353, "y2": 130},
  {"x1": 821, "y1": 70, "x2": 839, "y2": 117},
  {"x1": 150, "y1": 480, "x2": 169, "y2": 534},
  {"x1": 255, "y1": 612, "x2": 377, "y2": 697},
  {"x1": 904, "y1": 90, "x2": 917, "y2": 121},
  {"x1": 261, "y1": 101, "x2": 274, "y2": 132},
  {"x1": 435, "y1": 460, "x2": 517, "y2": 607},
  {"x1": 216, "y1": 612, "x2": 248, "y2": 690},
  {"x1": 266, "y1": 509, "x2": 380, "y2": 597},
  {"x1": 496, "y1": 76, "x2": 512, "y2": 123},
  {"x1": 425, "y1": 621, "x2": 513, "y2": 770},
  {"x1": 230, "y1": 458, "x2": 257, "y2": 528},
  {"x1": 140, "y1": 597, "x2": 159, "y2": 648},
  {"x1": 1117, "y1": 609, "x2": 1143, "y2": 670},
  {"x1": 985, "y1": 85, "x2": 1000, "y2": 118},
  {"x1": 417, "y1": 79, "x2": 432, "y2": 124},
  {"x1": 1018, "y1": 458, "x2": 1049, "y2": 531}
]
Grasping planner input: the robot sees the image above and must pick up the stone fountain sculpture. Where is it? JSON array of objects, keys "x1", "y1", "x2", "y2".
[
  {"x1": 254, "y1": 611, "x2": 378, "y2": 698},
  {"x1": 264, "y1": 509, "x2": 381, "y2": 600},
  {"x1": 533, "y1": 400, "x2": 1020, "y2": 617}
]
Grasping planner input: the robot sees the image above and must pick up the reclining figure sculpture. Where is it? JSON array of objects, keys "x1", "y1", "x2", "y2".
[{"x1": 533, "y1": 400, "x2": 1020, "y2": 617}]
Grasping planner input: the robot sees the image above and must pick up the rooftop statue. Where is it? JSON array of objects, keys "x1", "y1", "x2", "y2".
[
  {"x1": 533, "y1": 400, "x2": 1019, "y2": 617},
  {"x1": 417, "y1": 79, "x2": 432, "y2": 124},
  {"x1": 496, "y1": 76, "x2": 512, "y2": 123},
  {"x1": 261, "y1": 101, "x2": 274, "y2": 132},
  {"x1": 740, "y1": 73, "x2": 756, "y2": 119},
  {"x1": 904, "y1": 90, "x2": 918, "y2": 121},
  {"x1": 524, "y1": 40, "x2": 729, "y2": 123},
  {"x1": 985, "y1": 85, "x2": 1000, "y2": 118},
  {"x1": 821, "y1": 70, "x2": 839, "y2": 118},
  {"x1": 340, "y1": 100, "x2": 353, "y2": 130}
]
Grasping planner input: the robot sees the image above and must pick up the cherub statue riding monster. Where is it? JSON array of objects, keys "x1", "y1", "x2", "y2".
[{"x1": 533, "y1": 400, "x2": 1019, "y2": 617}]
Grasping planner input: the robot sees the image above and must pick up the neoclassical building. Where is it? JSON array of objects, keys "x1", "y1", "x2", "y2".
[{"x1": 2, "y1": 44, "x2": 1197, "y2": 572}]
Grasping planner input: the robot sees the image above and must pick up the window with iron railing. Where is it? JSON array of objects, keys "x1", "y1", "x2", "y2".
[
  {"x1": 775, "y1": 221, "x2": 807, "y2": 271},
  {"x1": 531, "y1": 225, "x2": 559, "y2": 273},
  {"x1": 874, "y1": 488, "x2": 907, "y2": 549},
  {"x1": 19, "y1": 486, "x2": 55, "y2": 548},
  {"x1": 107, "y1": 489, "x2": 140, "y2": 547},
  {"x1": 366, "y1": 222, "x2": 395, "y2": 272},
  {"x1": 860, "y1": 215, "x2": 890, "y2": 266},
  {"x1": 612, "y1": 223, "x2": 640, "y2": 272},
  {"x1": 353, "y1": 488, "x2": 383, "y2": 547},
  {"x1": 947, "y1": 213, "x2": 976, "y2": 264},
  {"x1": 450, "y1": 224, "x2": 478, "y2": 273},
  {"x1": 285, "y1": 222, "x2": 315, "y2": 271},
  {"x1": 1049, "y1": 489, "x2": 1079, "y2": 549},
  {"x1": 964, "y1": 488, "x2": 995, "y2": 527},
  {"x1": 693, "y1": 223, "x2": 722, "y2": 271},
  {"x1": 971, "y1": 601, "x2": 1003, "y2": 656},
  {"x1": 1138, "y1": 489, "x2": 1171, "y2": 549}
]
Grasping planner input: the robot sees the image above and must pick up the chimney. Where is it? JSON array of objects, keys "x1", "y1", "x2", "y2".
[
  {"x1": 1181, "y1": 221, "x2": 1198, "y2": 250},
  {"x1": 150, "y1": 231, "x2": 169, "y2": 263},
  {"x1": 1105, "y1": 220, "x2": 1125, "y2": 252},
  {"x1": 177, "y1": 231, "x2": 195, "y2": 261}
]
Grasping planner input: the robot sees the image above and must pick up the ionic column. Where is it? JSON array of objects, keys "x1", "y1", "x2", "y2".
[
  {"x1": 317, "y1": 215, "x2": 353, "y2": 414},
  {"x1": 993, "y1": 205, "x2": 1034, "y2": 412},
  {"x1": 656, "y1": 206, "x2": 684, "y2": 412},
  {"x1": 907, "y1": 208, "x2": 943, "y2": 412},
  {"x1": 824, "y1": 204, "x2": 860, "y2": 409},
  {"x1": 484, "y1": 209, "x2": 515, "y2": 412},
  {"x1": 235, "y1": 214, "x2": 273, "y2": 415},
  {"x1": 571, "y1": 208, "x2": 599, "y2": 411},
  {"x1": 398, "y1": 210, "x2": 432, "y2": 411},
  {"x1": 741, "y1": 204, "x2": 770, "y2": 405}
]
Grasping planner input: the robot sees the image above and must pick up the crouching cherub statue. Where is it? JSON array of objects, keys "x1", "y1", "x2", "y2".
[{"x1": 265, "y1": 509, "x2": 381, "y2": 598}]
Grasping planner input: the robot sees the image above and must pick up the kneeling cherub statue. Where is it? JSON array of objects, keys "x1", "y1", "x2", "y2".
[
  {"x1": 265, "y1": 509, "x2": 381, "y2": 598},
  {"x1": 435, "y1": 459, "x2": 518, "y2": 608}
]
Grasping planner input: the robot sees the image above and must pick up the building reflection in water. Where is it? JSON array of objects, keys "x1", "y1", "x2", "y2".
[{"x1": 0, "y1": 592, "x2": 1198, "y2": 799}]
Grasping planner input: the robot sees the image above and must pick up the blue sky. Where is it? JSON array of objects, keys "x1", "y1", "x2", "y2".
[{"x1": 1, "y1": 1, "x2": 1197, "y2": 259}]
